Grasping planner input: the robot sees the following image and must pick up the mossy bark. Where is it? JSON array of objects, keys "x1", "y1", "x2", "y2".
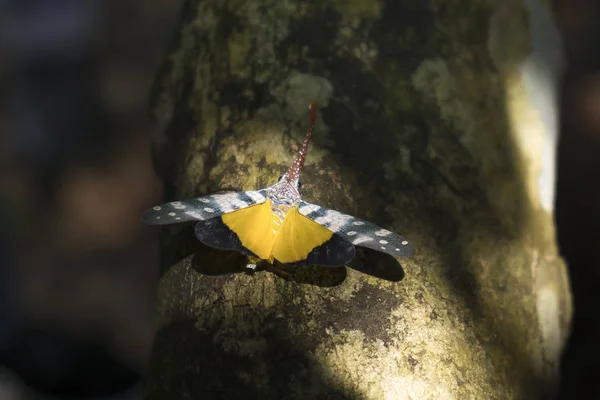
[{"x1": 147, "y1": 0, "x2": 571, "y2": 398}]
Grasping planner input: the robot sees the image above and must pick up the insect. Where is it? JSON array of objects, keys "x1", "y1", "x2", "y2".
[{"x1": 142, "y1": 101, "x2": 415, "y2": 270}]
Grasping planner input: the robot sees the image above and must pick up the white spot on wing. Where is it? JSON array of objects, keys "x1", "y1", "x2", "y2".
[
  {"x1": 185, "y1": 211, "x2": 204, "y2": 220},
  {"x1": 152, "y1": 206, "x2": 161, "y2": 211},
  {"x1": 314, "y1": 209, "x2": 353, "y2": 232},
  {"x1": 380, "y1": 240, "x2": 388, "y2": 244},
  {"x1": 375, "y1": 229, "x2": 391, "y2": 237},
  {"x1": 352, "y1": 221, "x2": 365, "y2": 226},
  {"x1": 298, "y1": 203, "x2": 320, "y2": 215},
  {"x1": 247, "y1": 191, "x2": 266, "y2": 202},
  {"x1": 199, "y1": 198, "x2": 210, "y2": 203},
  {"x1": 210, "y1": 192, "x2": 248, "y2": 213},
  {"x1": 204, "y1": 207, "x2": 214, "y2": 213},
  {"x1": 347, "y1": 231, "x2": 357, "y2": 236},
  {"x1": 401, "y1": 240, "x2": 408, "y2": 245},
  {"x1": 217, "y1": 203, "x2": 233, "y2": 213},
  {"x1": 168, "y1": 212, "x2": 176, "y2": 216},
  {"x1": 353, "y1": 236, "x2": 373, "y2": 244},
  {"x1": 381, "y1": 246, "x2": 386, "y2": 250}
]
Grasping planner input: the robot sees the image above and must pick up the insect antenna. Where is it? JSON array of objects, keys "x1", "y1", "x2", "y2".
[{"x1": 284, "y1": 100, "x2": 317, "y2": 187}]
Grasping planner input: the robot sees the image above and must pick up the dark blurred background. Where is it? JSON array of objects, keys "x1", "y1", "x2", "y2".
[
  {"x1": 554, "y1": 0, "x2": 600, "y2": 398},
  {"x1": 0, "y1": 0, "x2": 180, "y2": 398},
  {"x1": 0, "y1": 0, "x2": 598, "y2": 399}
]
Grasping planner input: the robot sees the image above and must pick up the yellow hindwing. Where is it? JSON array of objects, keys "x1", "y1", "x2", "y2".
[
  {"x1": 221, "y1": 200, "x2": 275, "y2": 261},
  {"x1": 272, "y1": 207, "x2": 333, "y2": 264},
  {"x1": 221, "y1": 200, "x2": 334, "y2": 264}
]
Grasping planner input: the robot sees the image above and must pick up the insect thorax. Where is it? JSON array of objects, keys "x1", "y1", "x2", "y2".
[{"x1": 266, "y1": 179, "x2": 301, "y2": 224}]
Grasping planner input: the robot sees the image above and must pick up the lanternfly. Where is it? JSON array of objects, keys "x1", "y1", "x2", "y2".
[{"x1": 142, "y1": 101, "x2": 415, "y2": 270}]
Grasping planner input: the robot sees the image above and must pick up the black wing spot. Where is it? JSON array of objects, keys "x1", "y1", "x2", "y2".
[
  {"x1": 283, "y1": 233, "x2": 355, "y2": 268},
  {"x1": 194, "y1": 217, "x2": 256, "y2": 258}
]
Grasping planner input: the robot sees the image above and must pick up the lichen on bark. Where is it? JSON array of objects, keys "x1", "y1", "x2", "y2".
[{"x1": 147, "y1": 0, "x2": 571, "y2": 399}]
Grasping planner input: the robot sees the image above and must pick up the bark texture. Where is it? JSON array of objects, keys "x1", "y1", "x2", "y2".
[{"x1": 147, "y1": 0, "x2": 571, "y2": 398}]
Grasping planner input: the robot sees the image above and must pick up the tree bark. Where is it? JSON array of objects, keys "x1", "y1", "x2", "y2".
[{"x1": 147, "y1": 0, "x2": 571, "y2": 398}]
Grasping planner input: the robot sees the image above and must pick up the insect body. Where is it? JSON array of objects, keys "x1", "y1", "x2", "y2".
[{"x1": 142, "y1": 101, "x2": 415, "y2": 268}]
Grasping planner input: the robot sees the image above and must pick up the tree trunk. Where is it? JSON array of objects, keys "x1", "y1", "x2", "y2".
[{"x1": 147, "y1": 0, "x2": 571, "y2": 398}]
